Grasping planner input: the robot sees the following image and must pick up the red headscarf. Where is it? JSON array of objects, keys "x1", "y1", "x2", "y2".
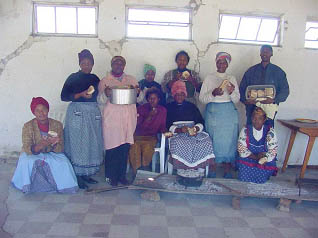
[{"x1": 30, "y1": 97, "x2": 49, "y2": 115}]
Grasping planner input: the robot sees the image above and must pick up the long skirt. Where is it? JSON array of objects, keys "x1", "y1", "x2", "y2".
[
  {"x1": 236, "y1": 157, "x2": 278, "y2": 184},
  {"x1": 205, "y1": 102, "x2": 238, "y2": 163},
  {"x1": 11, "y1": 152, "x2": 78, "y2": 194},
  {"x1": 169, "y1": 131, "x2": 214, "y2": 169},
  {"x1": 64, "y1": 102, "x2": 103, "y2": 176}
]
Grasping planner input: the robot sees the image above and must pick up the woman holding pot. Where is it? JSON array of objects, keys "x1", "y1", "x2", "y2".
[{"x1": 98, "y1": 56, "x2": 140, "y2": 186}]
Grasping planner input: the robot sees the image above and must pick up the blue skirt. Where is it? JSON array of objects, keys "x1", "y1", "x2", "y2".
[
  {"x1": 204, "y1": 102, "x2": 238, "y2": 163},
  {"x1": 11, "y1": 152, "x2": 78, "y2": 193}
]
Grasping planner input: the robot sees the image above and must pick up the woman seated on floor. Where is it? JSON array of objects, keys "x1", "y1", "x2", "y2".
[
  {"x1": 11, "y1": 97, "x2": 78, "y2": 193},
  {"x1": 129, "y1": 88, "x2": 167, "y2": 173},
  {"x1": 166, "y1": 80, "x2": 215, "y2": 179},
  {"x1": 236, "y1": 107, "x2": 278, "y2": 184}
]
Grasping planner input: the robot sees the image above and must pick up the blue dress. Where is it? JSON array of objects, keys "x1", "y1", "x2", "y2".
[{"x1": 237, "y1": 125, "x2": 278, "y2": 184}]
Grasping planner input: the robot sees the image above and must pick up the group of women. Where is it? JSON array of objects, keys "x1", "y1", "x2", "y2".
[{"x1": 11, "y1": 48, "x2": 279, "y2": 194}]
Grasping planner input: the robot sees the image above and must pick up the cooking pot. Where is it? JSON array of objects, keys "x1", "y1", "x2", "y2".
[{"x1": 110, "y1": 86, "x2": 137, "y2": 105}]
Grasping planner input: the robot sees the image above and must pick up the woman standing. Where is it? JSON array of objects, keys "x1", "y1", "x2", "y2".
[
  {"x1": 11, "y1": 97, "x2": 78, "y2": 193},
  {"x1": 162, "y1": 50, "x2": 201, "y2": 105},
  {"x1": 98, "y1": 56, "x2": 139, "y2": 186},
  {"x1": 199, "y1": 52, "x2": 240, "y2": 178},
  {"x1": 61, "y1": 49, "x2": 103, "y2": 189}
]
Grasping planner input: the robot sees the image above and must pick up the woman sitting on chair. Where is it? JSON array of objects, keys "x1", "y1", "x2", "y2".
[
  {"x1": 11, "y1": 97, "x2": 78, "y2": 193},
  {"x1": 166, "y1": 80, "x2": 215, "y2": 179},
  {"x1": 237, "y1": 107, "x2": 278, "y2": 183},
  {"x1": 129, "y1": 88, "x2": 167, "y2": 172}
]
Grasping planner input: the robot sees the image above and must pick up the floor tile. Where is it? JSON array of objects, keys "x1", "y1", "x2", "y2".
[
  {"x1": 196, "y1": 227, "x2": 225, "y2": 238},
  {"x1": 78, "y1": 224, "x2": 110, "y2": 237},
  {"x1": 83, "y1": 213, "x2": 112, "y2": 225},
  {"x1": 140, "y1": 215, "x2": 167, "y2": 226},
  {"x1": 17, "y1": 222, "x2": 52, "y2": 234},
  {"x1": 219, "y1": 217, "x2": 249, "y2": 227},
  {"x1": 251, "y1": 227, "x2": 285, "y2": 238},
  {"x1": 139, "y1": 226, "x2": 169, "y2": 238},
  {"x1": 278, "y1": 228, "x2": 312, "y2": 238},
  {"x1": 270, "y1": 217, "x2": 302, "y2": 228},
  {"x1": 28, "y1": 211, "x2": 59, "y2": 222},
  {"x1": 224, "y1": 227, "x2": 256, "y2": 238},
  {"x1": 193, "y1": 216, "x2": 223, "y2": 227},
  {"x1": 166, "y1": 216, "x2": 195, "y2": 227},
  {"x1": 47, "y1": 222, "x2": 80, "y2": 236},
  {"x1": 166, "y1": 206, "x2": 191, "y2": 216},
  {"x1": 88, "y1": 204, "x2": 115, "y2": 214},
  {"x1": 108, "y1": 225, "x2": 138, "y2": 238},
  {"x1": 168, "y1": 227, "x2": 198, "y2": 238},
  {"x1": 245, "y1": 217, "x2": 274, "y2": 228},
  {"x1": 111, "y1": 214, "x2": 140, "y2": 226},
  {"x1": 113, "y1": 205, "x2": 139, "y2": 215},
  {"x1": 55, "y1": 212, "x2": 86, "y2": 223}
]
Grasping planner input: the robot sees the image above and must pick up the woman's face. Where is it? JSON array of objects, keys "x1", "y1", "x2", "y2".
[
  {"x1": 252, "y1": 112, "x2": 266, "y2": 130},
  {"x1": 145, "y1": 70, "x2": 155, "y2": 82},
  {"x1": 80, "y1": 58, "x2": 93, "y2": 74},
  {"x1": 34, "y1": 104, "x2": 49, "y2": 123},
  {"x1": 111, "y1": 59, "x2": 125, "y2": 75},
  {"x1": 174, "y1": 92, "x2": 186, "y2": 104},
  {"x1": 176, "y1": 54, "x2": 189, "y2": 70},
  {"x1": 148, "y1": 93, "x2": 159, "y2": 108},
  {"x1": 216, "y1": 58, "x2": 228, "y2": 73}
]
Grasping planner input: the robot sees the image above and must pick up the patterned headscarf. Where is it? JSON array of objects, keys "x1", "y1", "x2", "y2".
[
  {"x1": 111, "y1": 56, "x2": 126, "y2": 65},
  {"x1": 215, "y1": 52, "x2": 232, "y2": 64},
  {"x1": 30, "y1": 97, "x2": 49, "y2": 114},
  {"x1": 78, "y1": 49, "x2": 94, "y2": 65},
  {"x1": 143, "y1": 64, "x2": 156, "y2": 76},
  {"x1": 171, "y1": 80, "x2": 187, "y2": 97}
]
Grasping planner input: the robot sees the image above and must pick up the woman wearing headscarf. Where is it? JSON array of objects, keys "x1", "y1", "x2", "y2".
[
  {"x1": 236, "y1": 107, "x2": 278, "y2": 183},
  {"x1": 162, "y1": 50, "x2": 201, "y2": 105},
  {"x1": 137, "y1": 64, "x2": 165, "y2": 105},
  {"x1": 129, "y1": 88, "x2": 167, "y2": 172},
  {"x1": 61, "y1": 49, "x2": 103, "y2": 189},
  {"x1": 11, "y1": 97, "x2": 78, "y2": 193},
  {"x1": 199, "y1": 52, "x2": 240, "y2": 178},
  {"x1": 166, "y1": 81, "x2": 215, "y2": 179},
  {"x1": 98, "y1": 56, "x2": 139, "y2": 186}
]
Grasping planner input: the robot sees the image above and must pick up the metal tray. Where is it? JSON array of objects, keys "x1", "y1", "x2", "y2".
[{"x1": 245, "y1": 85, "x2": 276, "y2": 100}]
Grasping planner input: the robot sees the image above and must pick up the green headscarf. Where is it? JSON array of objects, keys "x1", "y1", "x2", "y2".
[{"x1": 143, "y1": 64, "x2": 156, "y2": 76}]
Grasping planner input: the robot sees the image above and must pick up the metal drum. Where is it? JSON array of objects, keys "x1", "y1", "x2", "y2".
[{"x1": 110, "y1": 87, "x2": 137, "y2": 105}]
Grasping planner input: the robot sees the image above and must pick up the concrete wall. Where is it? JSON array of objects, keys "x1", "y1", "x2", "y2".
[{"x1": 0, "y1": 0, "x2": 317, "y2": 166}]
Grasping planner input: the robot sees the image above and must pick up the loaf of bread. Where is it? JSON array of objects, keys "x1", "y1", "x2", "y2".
[
  {"x1": 219, "y1": 80, "x2": 229, "y2": 90},
  {"x1": 265, "y1": 88, "x2": 274, "y2": 98},
  {"x1": 182, "y1": 71, "x2": 190, "y2": 79},
  {"x1": 257, "y1": 90, "x2": 265, "y2": 97},
  {"x1": 87, "y1": 85, "x2": 95, "y2": 95},
  {"x1": 48, "y1": 131, "x2": 58, "y2": 137},
  {"x1": 249, "y1": 89, "x2": 258, "y2": 99}
]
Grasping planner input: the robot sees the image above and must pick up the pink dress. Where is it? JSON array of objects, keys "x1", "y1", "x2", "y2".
[{"x1": 98, "y1": 73, "x2": 138, "y2": 150}]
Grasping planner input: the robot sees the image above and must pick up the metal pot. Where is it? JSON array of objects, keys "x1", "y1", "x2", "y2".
[{"x1": 110, "y1": 87, "x2": 137, "y2": 105}]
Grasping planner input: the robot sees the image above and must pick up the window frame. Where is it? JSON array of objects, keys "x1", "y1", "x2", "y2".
[
  {"x1": 125, "y1": 5, "x2": 193, "y2": 41},
  {"x1": 32, "y1": 1, "x2": 99, "y2": 37},
  {"x1": 304, "y1": 20, "x2": 318, "y2": 50},
  {"x1": 217, "y1": 12, "x2": 283, "y2": 47}
]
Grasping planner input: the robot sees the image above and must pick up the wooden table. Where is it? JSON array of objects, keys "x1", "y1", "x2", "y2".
[{"x1": 279, "y1": 119, "x2": 318, "y2": 178}]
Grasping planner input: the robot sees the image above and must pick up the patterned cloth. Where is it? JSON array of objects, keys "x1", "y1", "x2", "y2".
[
  {"x1": 169, "y1": 122, "x2": 214, "y2": 170},
  {"x1": 11, "y1": 152, "x2": 78, "y2": 193},
  {"x1": 64, "y1": 102, "x2": 103, "y2": 176},
  {"x1": 204, "y1": 102, "x2": 239, "y2": 163},
  {"x1": 237, "y1": 125, "x2": 278, "y2": 183}
]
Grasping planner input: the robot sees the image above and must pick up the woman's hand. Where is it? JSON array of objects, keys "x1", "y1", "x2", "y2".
[
  {"x1": 260, "y1": 98, "x2": 274, "y2": 104},
  {"x1": 74, "y1": 89, "x2": 92, "y2": 100},
  {"x1": 104, "y1": 86, "x2": 112, "y2": 97},
  {"x1": 175, "y1": 126, "x2": 188, "y2": 134},
  {"x1": 212, "y1": 87, "x2": 224, "y2": 97},
  {"x1": 134, "y1": 85, "x2": 141, "y2": 96},
  {"x1": 226, "y1": 82, "x2": 235, "y2": 95},
  {"x1": 48, "y1": 136, "x2": 60, "y2": 146},
  {"x1": 245, "y1": 98, "x2": 256, "y2": 105}
]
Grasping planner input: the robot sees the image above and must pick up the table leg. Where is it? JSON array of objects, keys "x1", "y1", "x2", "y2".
[
  {"x1": 300, "y1": 136, "x2": 316, "y2": 179},
  {"x1": 282, "y1": 130, "x2": 297, "y2": 172}
]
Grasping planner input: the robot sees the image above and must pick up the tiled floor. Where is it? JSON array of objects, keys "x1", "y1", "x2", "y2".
[{"x1": 1, "y1": 158, "x2": 318, "y2": 238}]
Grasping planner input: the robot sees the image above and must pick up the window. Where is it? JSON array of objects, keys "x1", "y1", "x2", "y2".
[
  {"x1": 305, "y1": 21, "x2": 318, "y2": 49},
  {"x1": 33, "y1": 2, "x2": 98, "y2": 36},
  {"x1": 126, "y1": 6, "x2": 192, "y2": 40},
  {"x1": 218, "y1": 13, "x2": 281, "y2": 46}
]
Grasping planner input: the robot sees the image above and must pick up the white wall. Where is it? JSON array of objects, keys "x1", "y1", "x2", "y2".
[{"x1": 0, "y1": 0, "x2": 317, "y2": 166}]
